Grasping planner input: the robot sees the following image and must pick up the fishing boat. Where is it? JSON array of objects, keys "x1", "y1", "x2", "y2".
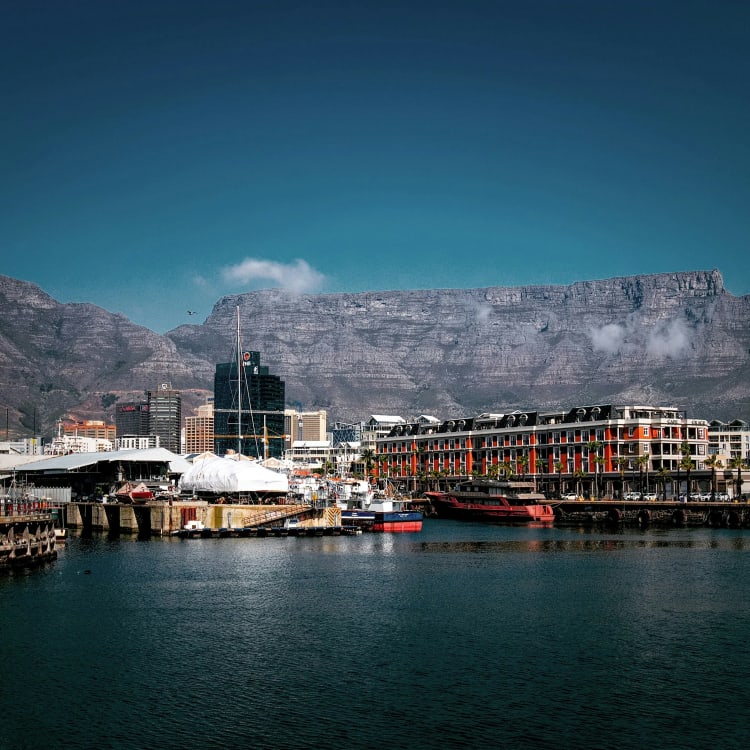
[
  {"x1": 371, "y1": 497, "x2": 423, "y2": 533},
  {"x1": 425, "y1": 479, "x2": 555, "y2": 524},
  {"x1": 336, "y1": 480, "x2": 422, "y2": 532}
]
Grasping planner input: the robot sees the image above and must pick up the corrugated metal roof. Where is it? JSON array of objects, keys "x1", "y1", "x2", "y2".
[{"x1": 12, "y1": 448, "x2": 191, "y2": 474}]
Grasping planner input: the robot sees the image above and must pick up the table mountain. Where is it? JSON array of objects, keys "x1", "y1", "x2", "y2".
[{"x1": 1, "y1": 269, "x2": 748, "y2": 437}]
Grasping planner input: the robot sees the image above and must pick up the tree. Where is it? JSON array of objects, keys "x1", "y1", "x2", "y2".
[
  {"x1": 729, "y1": 457, "x2": 747, "y2": 500},
  {"x1": 705, "y1": 455, "x2": 723, "y2": 501},
  {"x1": 636, "y1": 454, "x2": 649, "y2": 496},
  {"x1": 656, "y1": 466, "x2": 672, "y2": 501},
  {"x1": 554, "y1": 460, "x2": 564, "y2": 498},
  {"x1": 573, "y1": 468, "x2": 586, "y2": 498},
  {"x1": 614, "y1": 457, "x2": 628, "y2": 498},
  {"x1": 517, "y1": 454, "x2": 529, "y2": 478},
  {"x1": 587, "y1": 441, "x2": 602, "y2": 498},
  {"x1": 360, "y1": 448, "x2": 375, "y2": 481},
  {"x1": 594, "y1": 455, "x2": 606, "y2": 498},
  {"x1": 680, "y1": 452, "x2": 695, "y2": 500}
]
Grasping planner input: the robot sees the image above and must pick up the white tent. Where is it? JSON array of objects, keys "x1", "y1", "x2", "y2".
[{"x1": 178, "y1": 453, "x2": 288, "y2": 495}]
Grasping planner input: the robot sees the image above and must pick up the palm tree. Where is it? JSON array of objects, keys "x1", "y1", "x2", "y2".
[
  {"x1": 728, "y1": 457, "x2": 747, "y2": 500},
  {"x1": 501, "y1": 460, "x2": 515, "y2": 479},
  {"x1": 573, "y1": 468, "x2": 586, "y2": 498},
  {"x1": 680, "y1": 452, "x2": 695, "y2": 500},
  {"x1": 517, "y1": 454, "x2": 529, "y2": 478},
  {"x1": 534, "y1": 457, "x2": 545, "y2": 492},
  {"x1": 705, "y1": 454, "x2": 723, "y2": 501},
  {"x1": 636, "y1": 454, "x2": 649, "y2": 496},
  {"x1": 586, "y1": 441, "x2": 602, "y2": 498},
  {"x1": 360, "y1": 448, "x2": 375, "y2": 482},
  {"x1": 614, "y1": 456, "x2": 628, "y2": 499},
  {"x1": 656, "y1": 466, "x2": 672, "y2": 501},
  {"x1": 594, "y1": 455, "x2": 606, "y2": 498},
  {"x1": 554, "y1": 460, "x2": 564, "y2": 498}
]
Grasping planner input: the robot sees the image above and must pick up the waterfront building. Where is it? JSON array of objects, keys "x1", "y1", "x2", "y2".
[
  {"x1": 185, "y1": 402, "x2": 214, "y2": 454},
  {"x1": 115, "y1": 401, "x2": 150, "y2": 438},
  {"x1": 116, "y1": 435, "x2": 160, "y2": 450},
  {"x1": 0, "y1": 438, "x2": 44, "y2": 456},
  {"x1": 361, "y1": 415, "x2": 406, "y2": 454},
  {"x1": 331, "y1": 421, "x2": 361, "y2": 447},
  {"x1": 213, "y1": 351, "x2": 285, "y2": 459},
  {"x1": 709, "y1": 419, "x2": 750, "y2": 462},
  {"x1": 284, "y1": 440, "x2": 332, "y2": 471},
  {"x1": 147, "y1": 385, "x2": 182, "y2": 454},
  {"x1": 283, "y1": 409, "x2": 327, "y2": 449},
  {"x1": 377, "y1": 404, "x2": 711, "y2": 498},
  {"x1": 63, "y1": 419, "x2": 116, "y2": 444}
]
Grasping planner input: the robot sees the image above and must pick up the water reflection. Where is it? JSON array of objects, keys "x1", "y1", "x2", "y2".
[{"x1": 417, "y1": 536, "x2": 749, "y2": 553}]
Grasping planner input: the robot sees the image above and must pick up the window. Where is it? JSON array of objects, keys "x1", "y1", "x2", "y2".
[{"x1": 643, "y1": 426, "x2": 649, "y2": 437}]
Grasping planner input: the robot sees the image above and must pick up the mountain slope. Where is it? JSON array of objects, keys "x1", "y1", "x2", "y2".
[{"x1": 0, "y1": 269, "x2": 748, "y2": 437}]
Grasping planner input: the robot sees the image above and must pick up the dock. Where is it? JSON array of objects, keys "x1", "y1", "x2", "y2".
[
  {"x1": 1, "y1": 512, "x2": 59, "y2": 570},
  {"x1": 59, "y1": 500, "x2": 345, "y2": 537},
  {"x1": 553, "y1": 499, "x2": 750, "y2": 528}
]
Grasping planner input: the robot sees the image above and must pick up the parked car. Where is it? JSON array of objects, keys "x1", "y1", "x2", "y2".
[
  {"x1": 716, "y1": 493, "x2": 730, "y2": 502},
  {"x1": 642, "y1": 493, "x2": 657, "y2": 501},
  {"x1": 560, "y1": 493, "x2": 579, "y2": 501}
]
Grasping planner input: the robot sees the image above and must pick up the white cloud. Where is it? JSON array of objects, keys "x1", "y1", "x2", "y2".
[
  {"x1": 646, "y1": 318, "x2": 690, "y2": 358},
  {"x1": 589, "y1": 316, "x2": 691, "y2": 358},
  {"x1": 222, "y1": 258, "x2": 326, "y2": 294},
  {"x1": 590, "y1": 323, "x2": 627, "y2": 354},
  {"x1": 465, "y1": 299, "x2": 493, "y2": 324}
]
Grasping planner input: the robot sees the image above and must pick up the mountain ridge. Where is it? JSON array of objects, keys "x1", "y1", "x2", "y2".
[{"x1": 0, "y1": 269, "x2": 748, "y2": 438}]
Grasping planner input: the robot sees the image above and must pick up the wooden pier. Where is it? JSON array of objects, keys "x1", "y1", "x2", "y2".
[{"x1": 0, "y1": 512, "x2": 59, "y2": 570}]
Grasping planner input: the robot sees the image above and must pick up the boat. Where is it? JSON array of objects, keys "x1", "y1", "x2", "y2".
[
  {"x1": 114, "y1": 481, "x2": 154, "y2": 504},
  {"x1": 425, "y1": 479, "x2": 555, "y2": 523},
  {"x1": 334, "y1": 479, "x2": 422, "y2": 531},
  {"x1": 371, "y1": 498, "x2": 423, "y2": 533}
]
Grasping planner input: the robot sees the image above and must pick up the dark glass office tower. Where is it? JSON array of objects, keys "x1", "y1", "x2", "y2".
[
  {"x1": 213, "y1": 351, "x2": 285, "y2": 458},
  {"x1": 147, "y1": 385, "x2": 182, "y2": 453}
]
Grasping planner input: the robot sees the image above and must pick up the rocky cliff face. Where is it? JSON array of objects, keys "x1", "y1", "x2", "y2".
[{"x1": 1, "y1": 270, "x2": 748, "y2": 437}]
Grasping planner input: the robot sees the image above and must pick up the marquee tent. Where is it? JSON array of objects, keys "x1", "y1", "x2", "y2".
[{"x1": 178, "y1": 453, "x2": 288, "y2": 496}]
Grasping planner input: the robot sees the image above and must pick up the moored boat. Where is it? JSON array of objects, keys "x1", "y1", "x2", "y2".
[{"x1": 426, "y1": 479, "x2": 555, "y2": 524}]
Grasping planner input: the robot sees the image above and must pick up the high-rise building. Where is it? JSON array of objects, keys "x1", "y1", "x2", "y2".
[
  {"x1": 213, "y1": 351, "x2": 285, "y2": 458},
  {"x1": 115, "y1": 401, "x2": 150, "y2": 437},
  {"x1": 185, "y1": 401, "x2": 215, "y2": 454},
  {"x1": 147, "y1": 384, "x2": 181, "y2": 453},
  {"x1": 284, "y1": 409, "x2": 327, "y2": 449}
]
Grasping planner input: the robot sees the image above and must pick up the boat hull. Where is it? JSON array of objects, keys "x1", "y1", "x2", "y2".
[
  {"x1": 426, "y1": 493, "x2": 554, "y2": 524},
  {"x1": 372, "y1": 511, "x2": 423, "y2": 532}
]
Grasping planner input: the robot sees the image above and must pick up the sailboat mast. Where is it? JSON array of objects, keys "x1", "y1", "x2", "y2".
[{"x1": 236, "y1": 305, "x2": 242, "y2": 455}]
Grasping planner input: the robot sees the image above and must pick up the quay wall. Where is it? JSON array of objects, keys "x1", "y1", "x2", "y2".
[
  {"x1": 64, "y1": 502, "x2": 319, "y2": 536},
  {"x1": 1, "y1": 513, "x2": 58, "y2": 570},
  {"x1": 554, "y1": 499, "x2": 750, "y2": 528}
]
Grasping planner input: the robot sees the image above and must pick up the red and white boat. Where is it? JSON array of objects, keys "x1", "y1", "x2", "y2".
[
  {"x1": 426, "y1": 479, "x2": 555, "y2": 524},
  {"x1": 114, "y1": 481, "x2": 154, "y2": 504}
]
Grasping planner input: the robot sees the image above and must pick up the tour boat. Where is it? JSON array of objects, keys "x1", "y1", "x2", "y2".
[
  {"x1": 371, "y1": 503, "x2": 423, "y2": 533},
  {"x1": 426, "y1": 479, "x2": 555, "y2": 524},
  {"x1": 336, "y1": 480, "x2": 422, "y2": 532}
]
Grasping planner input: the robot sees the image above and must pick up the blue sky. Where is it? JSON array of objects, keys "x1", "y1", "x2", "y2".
[{"x1": 2, "y1": 0, "x2": 748, "y2": 333}]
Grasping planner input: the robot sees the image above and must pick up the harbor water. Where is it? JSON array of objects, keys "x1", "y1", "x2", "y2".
[{"x1": 3, "y1": 520, "x2": 750, "y2": 749}]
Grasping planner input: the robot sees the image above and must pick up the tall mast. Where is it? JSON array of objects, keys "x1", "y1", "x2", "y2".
[{"x1": 236, "y1": 306, "x2": 242, "y2": 455}]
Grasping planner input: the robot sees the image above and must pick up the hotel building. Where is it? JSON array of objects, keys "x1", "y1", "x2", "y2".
[{"x1": 377, "y1": 404, "x2": 710, "y2": 497}]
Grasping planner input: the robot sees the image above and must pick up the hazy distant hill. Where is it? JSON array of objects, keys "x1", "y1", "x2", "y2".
[{"x1": 0, "y1": 270, "x2": 748, "y2": 438}]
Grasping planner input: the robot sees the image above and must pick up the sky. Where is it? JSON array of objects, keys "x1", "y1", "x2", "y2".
[{"x1": 1, "y1": 0, "x2": 748, "y2": 334}]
